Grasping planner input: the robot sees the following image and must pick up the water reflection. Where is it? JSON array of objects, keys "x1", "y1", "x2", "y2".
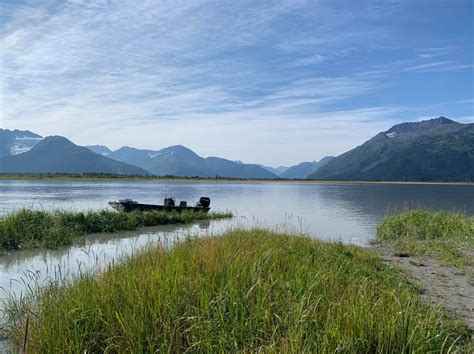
[{"x1": 1, "y1": 180, "x2": 473, "y2": 242}]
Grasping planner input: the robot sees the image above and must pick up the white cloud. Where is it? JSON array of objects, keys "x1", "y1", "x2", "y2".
[
  {"x1": 0, "y1": 0, "x2": 472, "y2": 165},
  {"x1": 402, "y1": 61, "x2": 473, "y2": 73}
]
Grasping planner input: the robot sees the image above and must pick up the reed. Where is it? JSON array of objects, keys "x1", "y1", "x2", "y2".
[
  {"x1": 376, "y1": 210, "x2": 474, "y2": 267},
  {"x1": 4, "y1": 229, "x2": 471, "y2": 352},
  {"x1": 0, "y1": 208, "x2": 232, "y2": 251}
]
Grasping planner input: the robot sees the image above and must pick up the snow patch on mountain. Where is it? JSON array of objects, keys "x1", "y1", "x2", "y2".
[
  {"x1": 9, "y1": 136, "x2": 43, "y2": 155},
  {"x1": 386, "y1": 132, "x2": 398, "y2": 138},
  {"x1": 148, "y1": 151, "x2": 163, "y2": 158}
]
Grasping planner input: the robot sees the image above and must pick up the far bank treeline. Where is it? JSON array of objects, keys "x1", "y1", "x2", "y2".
[{"x1": 0, "y1": 117, "x2": 473, "y2": 182}]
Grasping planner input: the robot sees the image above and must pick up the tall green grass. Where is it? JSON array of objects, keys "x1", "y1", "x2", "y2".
[
  {"x1": 376, "y1": 210, "x2": 474, "y2": 267},
  {"x1": 0, "y1": 209, "x2": 232, "y2": 251},
  {"x1": 5, "y1": 229, "x2": 471, "y2": 352}
]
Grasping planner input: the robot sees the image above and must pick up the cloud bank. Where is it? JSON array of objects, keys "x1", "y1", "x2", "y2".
[{"x1": 1, "y1": 0, "x2": 472, "y2": 165}]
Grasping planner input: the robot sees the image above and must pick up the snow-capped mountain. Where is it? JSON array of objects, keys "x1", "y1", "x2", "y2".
[
  {"x1": 310, "y1": 117, "x2": 474, "y2": 181},
  {"x1": 0, "y1": 129, "x2": 43, "y2": 158}
]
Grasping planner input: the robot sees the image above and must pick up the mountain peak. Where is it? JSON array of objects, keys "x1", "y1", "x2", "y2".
[
  {"x1": 115, "y1": 146, "x2": 141, "y2": 153},
  {"x1": 162, "y1": 144, "x2": 192, "y2": 152},
  {"x1": 34, "y1": 135, "x2": 73, "y2": 147},
  {"x1": 433, "y1": 116, "x2": 454, "y2": 122},
  {"x1": 158, "y1": 145, "x2": 200, "y2": 158},
  {"x1": 0, "y1": 128, "x2": 42, "y2": 138},
  {"x1": 383, "y1": 116, "x2": 462, "y2": 139},
  {"x1": 420, "y1": 116, "x2": 456, "y2": 126}
]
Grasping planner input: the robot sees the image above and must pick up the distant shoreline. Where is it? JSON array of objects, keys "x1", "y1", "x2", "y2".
[{"x1": 0, "y1": 174, "x2": 472, "y2": 185}]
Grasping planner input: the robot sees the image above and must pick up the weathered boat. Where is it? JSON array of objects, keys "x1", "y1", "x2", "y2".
[{"x1": 108, "y1": 197, "x2": 211, "y2": 213}]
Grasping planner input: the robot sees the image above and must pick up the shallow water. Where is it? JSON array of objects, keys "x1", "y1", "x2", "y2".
[{"x1": 0, "y1": 179, "x2": 473, "y2": 347}]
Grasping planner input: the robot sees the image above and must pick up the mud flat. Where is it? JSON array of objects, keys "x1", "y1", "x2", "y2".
[
  {"x1": 372, "y1": 243, "x2": 473, "y2": 330},
  {"x1": 373, "y1": 210, "x2": 474, "y2": 332}
]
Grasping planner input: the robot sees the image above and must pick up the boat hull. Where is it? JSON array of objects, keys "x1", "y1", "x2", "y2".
[{"x1": 109, "y1": 201, "x2": 210, "y2": 213}]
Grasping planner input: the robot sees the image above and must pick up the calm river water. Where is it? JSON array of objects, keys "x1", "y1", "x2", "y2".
[
  {"x1": 0, "y1": 179, "x2": 473, "y2": 346},
  {"x1": 1, "y1": 179, "x2": 473, "y2": 242}
]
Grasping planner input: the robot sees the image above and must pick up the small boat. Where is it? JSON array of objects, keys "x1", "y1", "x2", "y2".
[{"x1": 108, "y1": 197, "x2": 211, "y2": 213}]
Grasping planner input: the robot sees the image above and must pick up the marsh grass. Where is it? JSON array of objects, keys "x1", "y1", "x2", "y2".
[
  {"x1": 0, "y1": 208, "x2": 232, "y2": 251},
  {"x1": 4, "y1": 229, "x2": 471, "y2": 353},
  {"x1": 376, "y1": 210, "x2": 474, "y2": 267}
]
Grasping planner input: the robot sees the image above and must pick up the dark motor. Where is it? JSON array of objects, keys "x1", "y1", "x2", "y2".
[
  {"x1": 164, "y1": 197, "x2": 175, "y2": 207},
  {"x1": 197, "y1": 197, "x2": 211, "y2": 208}
]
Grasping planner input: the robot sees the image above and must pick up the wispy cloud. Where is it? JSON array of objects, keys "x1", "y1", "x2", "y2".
[
  {"x1": 402, "y1": 61, "x2": 473, "y2": 73},
  {"x1": 414, "y1": 46, "x2": 458, "y2": 59},
  {"x1": 1, "y1": 0, "x2": 472, "y2": 165}
]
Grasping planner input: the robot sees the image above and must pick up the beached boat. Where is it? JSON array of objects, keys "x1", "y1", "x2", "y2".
[{"x1": 108, "y1": 197, "x2": 211, "y2": 213}]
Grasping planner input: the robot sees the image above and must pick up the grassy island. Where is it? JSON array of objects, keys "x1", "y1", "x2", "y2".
[
  {"x1": 376, "y1": 210, "x2": 474, "y2": 267},
  {"x1": 0, "y1": 209, "x2": 232, "y2": 251},
  {"x1": 5, "y1": 229, "x2": 471, "y2": 352}
]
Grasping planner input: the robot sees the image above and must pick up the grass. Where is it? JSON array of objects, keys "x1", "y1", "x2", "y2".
[
  {"x1": 4, "y1": 229, "x2": 471, "y2": 353},
  {"x1": 376, "y1": 210, "x2": 474, "y2": 267},
  {"x1": 0, "y1": 208, "x2": 232, "y2": 251}
]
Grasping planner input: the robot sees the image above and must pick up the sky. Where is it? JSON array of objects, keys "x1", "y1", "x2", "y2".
[{"x1": 0, "y1": 0, "x2": 473, "y2": 166}]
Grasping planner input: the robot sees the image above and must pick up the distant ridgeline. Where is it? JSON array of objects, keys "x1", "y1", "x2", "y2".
[{"x1": 1, "y1": 117, "x2": 472, "y2": 181}]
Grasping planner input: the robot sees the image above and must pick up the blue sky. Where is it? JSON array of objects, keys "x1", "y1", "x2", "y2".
[{"x1": 1, "y1": 0, "x2": 473, "y2": 166}]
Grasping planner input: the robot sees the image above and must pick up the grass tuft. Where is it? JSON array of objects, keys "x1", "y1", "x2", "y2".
[
  {"x1": 4, "y1": 229, "x2": 471, "y2": 352},
  {"x1": 376, "y1": 210, "x2": 474, "y2": 267},
  {"x1": 0, "y1": 208, "x2": 232, "y2": 251}
]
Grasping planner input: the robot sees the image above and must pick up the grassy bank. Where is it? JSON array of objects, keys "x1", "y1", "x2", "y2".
[
  {"x1": 376, "y1": 210, "x2": 474, "y2": 267},
  {"x1": 5, "y1": 229, "x2": 471, "y2": 352},
  {"x1": 0, "y1": 209, "x2": 232, "y2": 251}
]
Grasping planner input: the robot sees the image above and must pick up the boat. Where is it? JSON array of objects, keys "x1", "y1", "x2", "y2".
[{"x1": 108, "y1": 197, "x2": 211, "y2": 213}]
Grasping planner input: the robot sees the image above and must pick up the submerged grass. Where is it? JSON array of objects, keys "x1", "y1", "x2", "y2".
[
  {"x1": 376, "y1": 210, "x2": 474, "y2": 267},
  {"x1": 5, "y1": 229, "x2": 471, "y2": 353},
  {"x1": 0, "y1": 208, "x2": 232, "y2": 251}
]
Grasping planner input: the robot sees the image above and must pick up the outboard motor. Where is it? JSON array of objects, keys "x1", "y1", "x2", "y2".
[
  {"x1": 197, "y1": 197, "x2": 211, "y2": 208},
  {"x1": 164, "y1": 197, "x2": 175, "y2": 207}
]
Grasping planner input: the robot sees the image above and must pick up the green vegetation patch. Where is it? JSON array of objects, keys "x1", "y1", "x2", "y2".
[
  {"x1": 5, "y1": 229, "x2": 471, "y2": 352},
  {"x1": 0, "y1": 209, "x2": 232, "y2": 251},
  {"x1": 376, "y1": 210, "x2": 474, "y2": 267}
]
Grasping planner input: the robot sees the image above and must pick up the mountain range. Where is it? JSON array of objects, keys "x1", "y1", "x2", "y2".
[
  {"x1": 1, "y1": 117, "x2": 472, "y2": 181},
  {"x1": 310, "y1": 117, "x2": 473, "y2": 182},
  {"x1": 0, "y1": 136, "x2": 148, "y2": 175},
  {"x1": 105, "y1": 145, "x2": 277, "y2": 178},
  {"x1": 280, "y1": 156, "x2": 334, "y2": 179},
  {"x1": 0, "y1": 129, "x2": 278, "y2": 178}
]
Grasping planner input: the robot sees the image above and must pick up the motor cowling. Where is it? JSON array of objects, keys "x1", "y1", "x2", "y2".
[
  {"x1": 164, "y1": 198, "x2": 175, "y2": 207},
  {"x1": 197, "y1": 197, "x2": 210, "y2": 208}
]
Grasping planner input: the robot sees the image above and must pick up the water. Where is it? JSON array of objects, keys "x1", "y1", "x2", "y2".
[
  {"x1": 1, "y1": 179, "x2": 473, "y2": 243},
  {"x1": 0, "y1": 179, "x2": 473, "y2": 349}
]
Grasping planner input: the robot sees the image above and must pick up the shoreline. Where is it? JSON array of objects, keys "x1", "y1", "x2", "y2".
[
  {"x1": 4, "y1": 228, "x2": 472, "y2": 352},
  {"x1": 0, "y1": 174, "x2": 473, "y2": 186},
  {"x1": 371, "y1": 242, "x2": 474, "y2": 330},
  {"x1": 1, "y1": 210, "x2": 473, "y2": 351}
]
